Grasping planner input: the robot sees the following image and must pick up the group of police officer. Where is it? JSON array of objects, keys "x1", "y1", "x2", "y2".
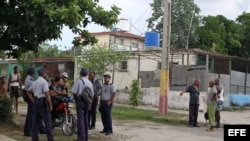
[{"x1": 23, "y1": 67, "x2": 116, "y2": 141}]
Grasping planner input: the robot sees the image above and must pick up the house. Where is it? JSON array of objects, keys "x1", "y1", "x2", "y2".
[
  {"x1": 0, "y1": 57, "x2": 74, "y2": 86},
  {"x1": 73, "y1": 26, "x2": 250, "y2": 108}
]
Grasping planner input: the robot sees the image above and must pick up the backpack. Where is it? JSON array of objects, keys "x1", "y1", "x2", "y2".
[{"x1": 78, "y1": 79, "x2": 93, "y2": 104}]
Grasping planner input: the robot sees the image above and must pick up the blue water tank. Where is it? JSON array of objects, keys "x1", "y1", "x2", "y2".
[
  {"x1": 144, "y1": 32, "x2": 160, "y2": 47},
  {"x1": 111, "y1": 27, "x2": 118, "y2": 32}
]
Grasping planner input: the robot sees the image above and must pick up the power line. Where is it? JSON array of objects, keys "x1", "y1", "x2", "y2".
[{"x1": 133, "y1": 6, "x2": 151, "y2": 25}]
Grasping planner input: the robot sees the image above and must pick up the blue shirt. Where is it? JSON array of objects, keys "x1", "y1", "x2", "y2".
[
  {"x1": 24, "y1": 75, "x2": 35, "y2": 90},
  {"x1": 101, "y1": 83, "x2": 116, "y2": 101},
  {"x1": 28, "y1": 76, "x2": 49, "y2": 98},
  {"x1": 186, "y1": 85, "x2": 200, "y2": 104},
  {"x1": 91, "y1": 79, "x2": 102, "y2": 96},
  {"x1": 71, "y1": 77, "x2": 94, "y2": 97}
]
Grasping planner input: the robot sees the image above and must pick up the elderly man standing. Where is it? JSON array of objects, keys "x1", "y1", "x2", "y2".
[
  {"x1": 72, "y1": 68, "x2": 94, "y2": 141},
  {"x1": 180, "y1": 79, "x2": 201, "y2": 127}
]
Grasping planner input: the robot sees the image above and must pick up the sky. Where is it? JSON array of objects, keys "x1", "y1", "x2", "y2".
[{"x1": 49, "y1": 0, "x2": 250, "y2": 50}]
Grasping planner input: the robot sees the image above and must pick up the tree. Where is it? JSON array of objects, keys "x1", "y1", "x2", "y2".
[
  {"x1": 0, "y1": 0, "x2": 121, "y2": 58},
  {"x1": 196, "y1": 15, "x2": 242, "y2": 55},
  {"x1": 147, "y1": 0, "x2": 200, "y2": 48},
  {"x1": 17, "y1": 51, "x2": 35, "y2": 82},
  {"x1": 129, "y1": 79, "x2": 141, "y2": 107},
  {"x1": 76, "y1": 43, "x2": 130, "y2": 77},
  {"x1": 236, "y1": 12, "x2": 250, "y2": 57},
  {"x1": 36, "y1": 43, "x2": 73, "y2": 58}
]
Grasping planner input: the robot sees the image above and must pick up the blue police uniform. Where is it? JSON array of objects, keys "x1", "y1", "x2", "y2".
[
  {"x1": 72, "y1": 69, "x2": 94, "y2": 141},
  {"x1": 24, "y1": 72, "x2": 45, "y2": 136},
  {"x1": 23, "y1": 74, "x2": 35, "y2": 136},
  {"x1": 88, "y1": 79, "x2": 102, "y2": 129},
  {"x1": 28, "y1": 69, "x2": 54, "y2": 141},
  {"x1": 100, "y1": 82, "x2": 116, "y2": 135}
]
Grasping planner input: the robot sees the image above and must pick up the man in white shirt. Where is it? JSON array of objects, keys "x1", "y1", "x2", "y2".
[{"x1": 8, "y1": 66, "x2": 22, "y2": 114}]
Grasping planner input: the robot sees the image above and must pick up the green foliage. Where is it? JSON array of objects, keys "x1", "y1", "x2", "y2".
[
  {"x1": 112, "y1": 106, "x2": 187, "y2": 125},
  {"x1": 196, "y1": 15, "x2": 242, "y2": 55},
  {"x1": 76, "y1": 43, "x2": 130, "y2": 76},
  {"x1": 236, "y1": 12, "x2": 250, "y2": 57},
  {"x1": 147, "y1": 0, "x2": 201, "y2": 48},
  {"x1": 17, "y1": 51, "x2": 35, "y2": 81},
  {"x1": 0, "y1": 0, "x2": 121, "y2": 58},
  {"x1": 0, "y1": 97, "x2": 13, "y2": 122},
  {"x1": 36, "y1": 42, "x2": 73, "y2": 58},
  {"x1": 129, "y1": 79, "x2": 141, "y2": 107}
]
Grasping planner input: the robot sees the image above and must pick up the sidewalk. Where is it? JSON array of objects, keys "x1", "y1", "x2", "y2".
[{"x1": 0, "y1": 135, "x2": 16, "y2": 141}]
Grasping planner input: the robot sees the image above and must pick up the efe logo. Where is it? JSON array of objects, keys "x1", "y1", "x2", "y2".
[{"x1": 224, "y1": 124, "x2": 250, "y2": 141}]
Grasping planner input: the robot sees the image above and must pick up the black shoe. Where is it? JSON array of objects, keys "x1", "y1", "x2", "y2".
[
  {"x1": 215, "y1": 125, "x2": 220, "y2": 128},
  {"x1": 89, "y1": 127, "x2": 95, "y2": 130},
  {"x1": 105, "y1": 132, "x2": 112, "y2": 136},
  {"x1": 24, "y1": 133, "x2": 31, "y2": 136},
  {"x1": 193, "y1": 125, "x2": 200, "y2": 127}
]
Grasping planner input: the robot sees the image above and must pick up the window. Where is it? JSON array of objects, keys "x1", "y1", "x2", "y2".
[
  {"x1": 119, "y1": 61, "x2": 128, "y2": 72},
  {"x1": 119, "y1": 39, "x2": 124, "y2": 45},
  {"x1": 131, "y1": 43, "x2": 138, "y2": 51},
  {"x1": 157, "y1": 62, "x2": 161, "y2": 69}
]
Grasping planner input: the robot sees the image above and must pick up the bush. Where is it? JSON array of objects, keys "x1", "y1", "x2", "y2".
[
  {"x1": 129, "y1": 79, "x2": 141, "y2": 107},
  {"x1": 0, "y1": 96, "x2": 13, "y2": 122}
]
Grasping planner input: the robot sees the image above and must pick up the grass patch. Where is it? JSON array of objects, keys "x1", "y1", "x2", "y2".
[{"x1": 112, "y1": 106, "x2": 187, "y2": 125}]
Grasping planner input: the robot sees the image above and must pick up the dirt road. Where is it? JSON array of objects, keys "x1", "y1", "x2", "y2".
[{"x1": 16, "y1": 104, "x2": 250, "y2": 141}]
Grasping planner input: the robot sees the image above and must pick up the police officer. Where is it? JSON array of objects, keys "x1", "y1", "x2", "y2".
[
  {"x1": 99, "y1": 72, "x2": 116, "y2": 136},
  {"x1": 27, "y1": 68, "x2": 54, "y2": 141},
  {"x1": 88, "y1": 72, "x2": 102, "y2": 129},
  {"x1": 23, "y1": 67, "x2": 35, "y2": 136},
  {"x1": 24, "y1": 68, "x2": 46, "y2": 136},
  {"x1": 71, "y1": 68, "x2": 94, "y2": 141}
]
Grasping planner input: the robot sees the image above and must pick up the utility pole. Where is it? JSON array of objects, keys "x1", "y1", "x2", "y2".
[{"x1": 159, "y1": 0, "x2": 171, "y2": 115}]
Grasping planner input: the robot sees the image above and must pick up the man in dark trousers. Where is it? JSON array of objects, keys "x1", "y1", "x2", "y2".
[
  {"x1": 88, "y1": 72, "x2": 102, "y2": 130},
  {"x1": 8, "y1": 66, "x2": 22, "y2": 114},
  {"x1": 99, "y1": 72, "x2": 116, "y2": 135},
  {"x1": 27, "y1": 68, "x2": 54, "y2": 141},
  {"x1": 180, "y1": 79, "x2": 201, "y2": 127},
  {"x1": 23, "y1": 67, "x2": 45, "y2": 136},
  {"x1": 71, "y1": 68, "x2": 94, "y2": 141}
]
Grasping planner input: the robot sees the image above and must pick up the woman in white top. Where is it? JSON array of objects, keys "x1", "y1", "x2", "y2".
[
  {"x1": 8, "y1": 66, "x2": 22, "y2": 114},
  {"x1": 215, "y1": 78, "x2": 224, "y2": 128}
]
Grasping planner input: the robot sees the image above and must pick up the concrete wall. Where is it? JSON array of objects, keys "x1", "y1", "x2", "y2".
[
  {"x1": 113, "y1": 57, "x2": 159, "y2": 90},
  {"x1": 115, "y1": 88, "x2": 207, "y2": 112},
  {"x1": 94, "y1": 34, "x2": 110, "y2": 45},
  {"x1": 0, "y1": 64, "x2": 8, "y2": 76},
  {"x1": 96, "y1": 34, "x2": 144, "y2": 50},
  {"x1": 113, "y1": 58, "x2": 139, "y2": 90}
]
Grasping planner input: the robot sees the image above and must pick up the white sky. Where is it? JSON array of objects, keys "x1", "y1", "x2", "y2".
[{"x1": 49, "y1": 0, "x2": 250, "y2": 50}]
